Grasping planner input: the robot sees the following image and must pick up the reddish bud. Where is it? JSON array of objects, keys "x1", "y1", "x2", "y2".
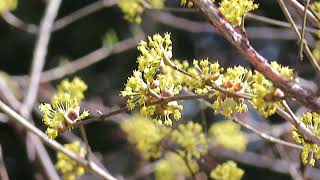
[{"x1": 161, "y1": 89, "x2": 174, "y2": 98}]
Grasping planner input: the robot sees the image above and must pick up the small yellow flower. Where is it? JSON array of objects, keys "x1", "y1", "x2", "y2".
[
  {"x1": 137, "y1": 33, "x2": 173, "y2": 82},
  {"x1": 292, "y1": 112, "x2": 320, "y2": 166},
  {"x1": 250, "y1": 61, "x2": 293, "y2": 117},
  {"x1": 209, "y1": 120, "x2": 247, "y2": 152},
  {"x1": 39, "y1": 93, "x2": 89, "y2": 139},
  {"x1": 210, "y1": 161, "x2": 244, "y2": 180},
  {"x1": 219, "y1": 0, "x2": 258, "y2": 27},
  {"x1": 121, "y1": 115, "x2": 170, "y2": 159},
  {"x1": 118, "y1": 0, "x2": 164, "y2": 23},
  {"x1": 121, "y1": 33, "x2": 183, "y2": 125},
  {"x1": 55, "y1": 141, "x2": 86, "y2": 180},
  {"x1": 212, "y1": 65, "x2": 251, "y2": 117},
  {"x1": 155, "y1": 152, "x2": 198, "y2": 180},
  {"x1": 57, "y1": 77, "x2": 88, "y2": 102},
  {"x1": 171, "y1": 122, "x2": 207, "y2": 159}
]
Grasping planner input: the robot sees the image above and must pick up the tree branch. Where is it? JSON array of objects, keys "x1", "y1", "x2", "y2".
[
  {"x1": 190, "y1": 0, "x2": 320, "y2": 116},
  {"x1": 0, "y1": 100, "x2": 117, "y2": 180},
  {"x1": 21, "y1": 0, "x2": 62, "y2": 117}
]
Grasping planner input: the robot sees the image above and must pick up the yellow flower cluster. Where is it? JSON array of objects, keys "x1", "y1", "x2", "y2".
[
  {"x1": 0, "y1": 0, "x2": 17, "y2": 13},
  {"x1": 210, "y1": 161, "x2": 244, "y2": 180},
  {"x1": 39, "y1": 77, "x2": 89, "y2": 139},
  {"x1": 155, "y1": 152, "x2": 198, "y2": 180},
  {"x1": 162, "y1": 59, "x2": 190, "y2": 86},
  {"x1": 250, "y1": 61, "x2": 293, "y2": 117},
  {"x1": 55, "y1": 141, "x2": 86, "y2": 180},
  {"x1": 122, "y1": 118, "x2": 207, "y2": 177},
  {"x1": 123, "y1": 33, "x2": 295, "y2": 120},
  {"x1": 212, "y1": 66, "x2": 251, "y2": 117},
  {"x1": 57, "y1": 77, "x2": 88, "y2": 101},
  {"x1": 118, "y1": 0, "x2": 164, "y2": 23},
  {"x1": 311, "y1": 2, "x2": 320, "y2": 17},
  {"x1": 187, "y1": 59, "x2": 223, "y2": 93},
  {"x1": 121, "y1": 33, "x2": 183, "y2": 126},
  {"x1": 137, "y1": 33, "x2": 173, "y2": 82},
  {"x1": 219, "y1": 0, "x2": 258, "y2": 26},
  {"x1": 121, "y1": 115, "x2": 170, "y2": 159},
  {"x1": 183, "y1": 59, "x2": 250, "y2": 117},
  {"x1": 171, "y1": 122, "x2": 208, "y2": 159},
  {"x1": 209, "y1": 120, "x2": 247, "y2": 152},
  {"x1": 292, "y1": 112, "x2": 320, "y2": 166}
]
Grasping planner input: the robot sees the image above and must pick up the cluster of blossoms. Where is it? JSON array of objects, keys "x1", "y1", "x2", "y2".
[
  {"x1": 121, "y1": 116, "x2": 208, "y2": 160},
  {"x1": 292, "y1": 112, "x2": 320, "y2": 166},
  {"x1": 179, "y1": 59, "x2": 291, "y2": 118},
  {"x1": 210, "y1": 160, "x2": 244, "y2": 180},
  {"x1": 311, "y1": 1, "x2": 320, "y2": 17},
  {"x1": 122, "y1": 33, "x2": 294, "y2": 121},
  {"x1": 55, "y1": 141, "x2": 86, "y2": 180},
  {"x1": 121, "y1": 33, "x2": 183, "y2": 126},
  {"x1": 155, "y1": 152, "x2": 199, "y2": 180},
  {"x1": 39, "y1": 77, "x2": 89, "y2": 139},
  {"x1": 218, "y1": 0, "x2": 258, "y2": 26},
  {"x1": 209, "y1": 120, "x2": 247, "y2": 152},
  {"x1": 180, "y1": 0, "x2": 258, "y2": 27},
  {"x1": 121, "y1": 116, "x2": 209, "y2": 178},
  {"x1": 118, "y1": 0, "x2": 164, "y2": 23},
  {"x1": 0, "y1": 0, "x2": 17, "y2": 13},
  {"x1": 251, "y1": 62, "x2": 293, "y2": 117},
  {"x1": 171, "y1": 121, "x2": 208, "y2": 159},
  {"x1": 121, "y1": 115, "x2": 170, "y2": 159}
]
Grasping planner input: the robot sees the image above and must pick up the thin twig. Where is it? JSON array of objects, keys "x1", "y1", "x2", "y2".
[
  {"x1": 17, "y1": 1, "x2": 63, "y2": 179},
  {"x1": 0, "y1": 145, "x2": 9, "y2": 180},
  {"x1": 275, "y1": 144, "x2": 303, "y2": 180},
  {"x1": 299, "y1": 0, "x2": 310, "y2": 62},
  {"x1": 21, "y1": 0, "x2": 62, "y2": 118},
  {"x1": 1, "y1": 11, "x2": 37, "y2": 34},
  {"x1": 52, "y1": 0, "x2": 118, "y2": 31},
  {"x1": 0, "y1": 100, "x2": 117, "y2": 180},
  {"x1": 285, "y1": 0, "x2": 319, "y2": 26},
  {"x1": 79, "y1": 124, "x2": 92, "y2": 156},
  {"x1": 149, "y1": 11, "x2": 298, "y2": 40},
  {"x1": 77, "y1": 87, "x2": 252, "y2": 126},
  {"x1": 246, "y1": 13, "x2": 319, "y2": 34},
  {"x1": 0, "y1": 79, "x2": 60, "y2": 180},
  {"x1": 233, "y1": 115, "x2": 302, "y2": 150},
  {"x1": 281, "y1": 100, "x2": 320, "y2": 146},
  {"x1": 40, "y1": 35, "x2": 142, "y2": 82},
  {"x1": 277, "y1": 0, "x2": 320, "y2": 74},
  {"x1": 148, "y1": 7, "x2": 320, "y2": 34}
]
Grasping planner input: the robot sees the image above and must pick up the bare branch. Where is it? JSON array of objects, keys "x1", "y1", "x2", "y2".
[
  {"x1": 285, "y1": 0, "x2": 319, "y2": 26},
  {"x1": 21, "y1": 0, "x2": 62, "y2": 118},
  {"x1": 1, "y1": 11, "x2": 37, "y2": 34},
  {"x1": 52, "y1": 0, "x2": 118, "y2": 31},
  {"x1": 233, "y1": 114, "x2": 302, "y2": 150},
  {"x1": 277, "y1": 0, "x2": 320, "y2": 75},
  {"x1": 40, "y1": 34, "x2": 143, "y2": 82},
  {"x1": 0, "y1": 145, "x2": 9, "y2": 180}
]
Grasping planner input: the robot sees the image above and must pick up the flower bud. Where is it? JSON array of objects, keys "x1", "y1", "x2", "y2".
[{"x1": 161, "y1": 89, "x2": 174, "y2": 98}]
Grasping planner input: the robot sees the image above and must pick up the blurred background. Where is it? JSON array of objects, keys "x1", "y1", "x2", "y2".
[{"x1": 0, "y1": 0, "x2": 319, "y2": 179}]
